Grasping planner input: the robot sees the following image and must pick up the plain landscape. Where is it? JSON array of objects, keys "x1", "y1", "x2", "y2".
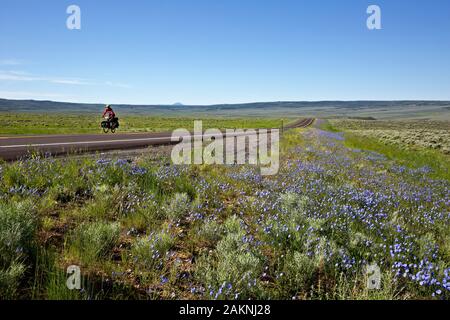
[{"x1": 0, "y1": 99, "x2": 449, "y2": 300}]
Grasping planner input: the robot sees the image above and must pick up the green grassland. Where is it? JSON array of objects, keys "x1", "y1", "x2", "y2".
[
  {"x1": 326, "y1": 120, "x2": 450, "y2": 181},
  {"x1": 1, "y1": 124, "x2": 449, "y2": 300},
  {"x1": 0, "y1": 113, "x2": 288, "y2": 135},
  {"x1": 1, "y1": 104, "x2": 450, "y2": 300}
]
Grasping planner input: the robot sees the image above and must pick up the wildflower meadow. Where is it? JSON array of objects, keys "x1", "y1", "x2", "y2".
[{"x1": 0, "y1": 124, "x2": 448, "y2": 300}]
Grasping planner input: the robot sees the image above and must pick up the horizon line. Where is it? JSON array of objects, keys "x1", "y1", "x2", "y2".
[{"x1": 1, "y1": 97, "x2": 450, "y2": 107}]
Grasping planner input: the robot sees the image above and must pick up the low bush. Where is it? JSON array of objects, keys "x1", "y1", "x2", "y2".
[{"x1": 164, "y1": 193, "x2": 191, "y2": 221}]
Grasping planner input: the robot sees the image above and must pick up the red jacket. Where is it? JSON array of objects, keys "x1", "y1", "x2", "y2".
[{"x1": 102, "y1": 108, "x2": 116, "y2": 119}]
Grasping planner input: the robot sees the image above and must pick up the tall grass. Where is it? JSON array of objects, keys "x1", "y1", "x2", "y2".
[
  {"x1": 31, "y1": 249, "x2": 82, "y2": 300},
  {"x1": 65, "y1": 222, "x2": 120, "y2": 265},
  {"x1": 0, "y1": 201, "x2": 37, "y2": 299}
]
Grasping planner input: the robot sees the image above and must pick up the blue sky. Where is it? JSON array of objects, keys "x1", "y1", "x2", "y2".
[{"x1": 1, "y1": 0, "x2": 449, "y2": 105}]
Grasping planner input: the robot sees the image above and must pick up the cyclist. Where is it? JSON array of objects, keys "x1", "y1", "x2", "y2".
[{"x1": 102, "y1": 105, "x2": 116, "y2": 120}]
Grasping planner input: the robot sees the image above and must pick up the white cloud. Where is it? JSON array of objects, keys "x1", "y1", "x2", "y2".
[
  {"x1": 50, "y1": 78, "x2": 94, "y2": 85},
  {"x1": 0, "y1": 71, "x2": 33, "y2": 81},
  {"x1": 0, "y1": 70, "x2": 131, "y2": 88},
  {"x1": 0, "y1": 70, "x2": 92, "y2": 85},
  {"x1": 0, "y1": 90, "x2": 72, "y2": 100},
  {"x1": 6, "y1": 70, "x2": 29, "y2": 75},
  {"x1": 0, "y1": 59, "x2": 23, "y2": 66},
  {"x1": 105, "y1": 81, "x2": 132, "y2": 89}
]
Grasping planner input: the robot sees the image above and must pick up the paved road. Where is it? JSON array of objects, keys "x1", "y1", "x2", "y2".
[{"x1": 0, "y1": 118, "x2": 314, "y2": 161}]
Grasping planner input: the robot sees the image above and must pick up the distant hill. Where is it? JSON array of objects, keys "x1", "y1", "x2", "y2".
[{"x1": 1, "y1": 98, "x2": 450, "y2": 119}]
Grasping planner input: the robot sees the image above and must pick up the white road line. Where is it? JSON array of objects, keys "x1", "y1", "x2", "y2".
[
  {"x1": 0, "y1": 131, "x2": 278, "y2": 149},
  {"x1": 0, "y1": 136, "x2": 173, "y2": 148}
]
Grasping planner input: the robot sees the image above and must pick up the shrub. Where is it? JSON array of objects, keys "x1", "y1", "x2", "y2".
[
  {"x1": 121, "y1": 197, "x2": 161, "y2": 232},
  {"x1": 260, "y1": 193, "x2": 310, "y2": 252},
  {"x1": 223, "y1": 215, "x2": 242, "y2": 234},
  {"x1": 195, "y1": 216, "x2": 264, "y2": 299},
  {"x1": 1, "y1": 165, "x2": 26, "y2": 189},
  {"x1": 198, "y1": 218, "x2": 224, "y2": 243},
  {"x1": 164, "y1": 193, "x2": 190, "y2": 221},
  {"x1": 280, "y1": 192, "x2": 308, "y2": 216},
  {"x1": 0, "y1": 262, "x2": 26, "y2": 299},
  {"x1": 279, "y1": 251, "x2": 319, "y2": 296},
  {"x1": 131, "y1": 229, "x2": 175, "y2": 270}
]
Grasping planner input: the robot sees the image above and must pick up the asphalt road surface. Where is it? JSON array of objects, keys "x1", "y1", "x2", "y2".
[{"x1": 0, "y1": 118, "x2": 315, "y2": 161}]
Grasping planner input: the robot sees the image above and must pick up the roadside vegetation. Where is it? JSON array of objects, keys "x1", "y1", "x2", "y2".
[
  {"x1": 0, "y1": 122, "x2": 449, "y2": 300},
  {"x1": 0, "y1": 113, "x2": 287, "y2": 135}
]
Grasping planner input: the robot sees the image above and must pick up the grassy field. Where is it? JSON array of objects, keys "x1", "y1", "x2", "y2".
[
  {"x1": 331, "y1": 119, "x2": 450, "y2": 154},
  {"x1": 0, "y1": 113, "x2": 288, "y2": 135},
  {"x1": 0, "y1": 124, "x2": 449, "y2": 300},
  {"x1": 327, "y1": 119, "x2": 450, "y2": 181}
]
